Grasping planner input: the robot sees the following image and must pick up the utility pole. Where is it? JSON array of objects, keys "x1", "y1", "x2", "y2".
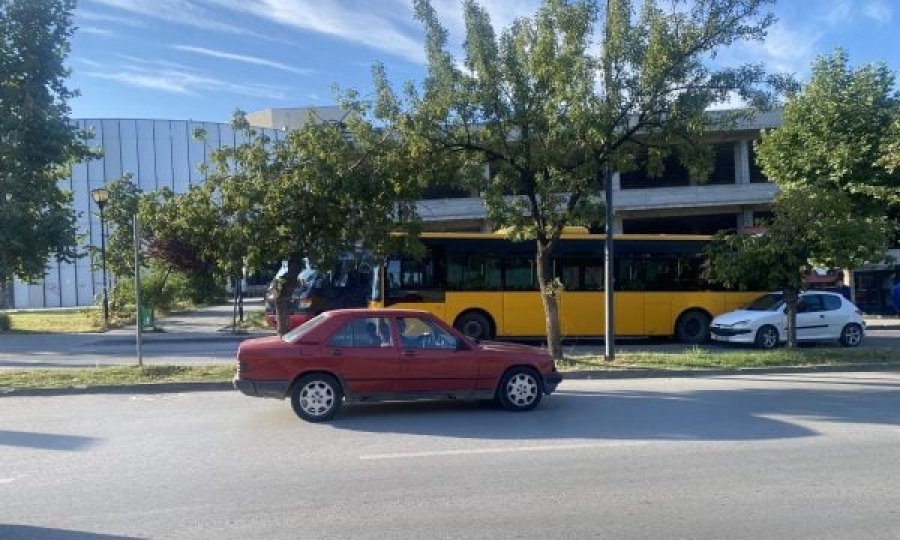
[
  {"x1": 604, "y1": 165, "x2": 615, "y2": 361},
  {"x1": 134, "y1": 213, "x2": 143, "y2": 367}
]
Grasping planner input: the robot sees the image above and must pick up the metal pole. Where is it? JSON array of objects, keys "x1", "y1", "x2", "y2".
[
  {"x1": 604, "y1": 165, "x2": 615, "y2": 361},
  {"x1": 133, "y1": 213, "x2": 143, "y2": 367},
  {"x1": 99, "y1": 205, "x2": 109, "y2": 331}
]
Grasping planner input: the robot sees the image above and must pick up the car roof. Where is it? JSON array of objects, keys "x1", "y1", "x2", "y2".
[{"x1": 324, "y1": 308, "x2": 433, "y2": 317}]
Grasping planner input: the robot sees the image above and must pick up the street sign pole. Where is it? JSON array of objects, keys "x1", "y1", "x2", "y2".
[{"x1": 133, "y1": 213, "x2": 143, "y2": 367}]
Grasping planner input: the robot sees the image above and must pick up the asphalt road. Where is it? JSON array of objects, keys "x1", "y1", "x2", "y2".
[
  {"x1": 2, "y1": 329, "x2": 900, "y2": 369},
  {"x1": 2, "y1": 373, "x2": 900, "y2": 539}
]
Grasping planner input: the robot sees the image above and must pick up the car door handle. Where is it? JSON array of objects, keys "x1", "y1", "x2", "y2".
[
  {"x1": 402, "y1": 350, "x2": 417, "y2": 357},
  {"x1": 329, "y1": 349, "x2": 343, "y2": 357}
]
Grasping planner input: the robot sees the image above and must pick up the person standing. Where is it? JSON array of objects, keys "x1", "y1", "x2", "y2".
[{"x1": 891, "y1": 274, "x2": 900, "y2": 315}]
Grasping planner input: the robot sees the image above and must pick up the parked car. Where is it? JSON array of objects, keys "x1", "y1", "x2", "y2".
[
  {"x1": 234, "y1": 309, "x2": 562, "y2": 421},
  {"x1": 710, "y1": 291, "x2": 865, "y2": 349}
]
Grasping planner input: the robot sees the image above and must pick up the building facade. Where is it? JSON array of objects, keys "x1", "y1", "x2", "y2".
[{"x1": 5, "y1": 108, "x2": 898, "y2": 313}]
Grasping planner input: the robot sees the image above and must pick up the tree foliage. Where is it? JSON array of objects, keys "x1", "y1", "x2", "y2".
[
  {"x1": 0, "y1": 0, "x2": 93, "y2": 283},
  {"x1": 373, "y1": 0, "x2": 781, "y2": 358},
  {"x1": 708, "y1": 50, "x2": 899, "y2": 346},
  {"x1": 178, "y1": 111, "x2": 423, "y2": 334}
]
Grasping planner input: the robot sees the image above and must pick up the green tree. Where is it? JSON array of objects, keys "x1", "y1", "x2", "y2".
[
  {"x1": 707, "y1": 187, "x2": 892, "y2": 346},
  {"x1": 375, "y1": 0, "x2": 780, "y2": 358},
  {"x1": 709, "y1": 50, "x2": 900, "y2": 347},
  {"x1": 756, "y1": 49, "x2": 900, "y2": 210},
  {"x1": 187, "y1": 111, "x2": 422, "y2": 334},
  {"x1": 0, "y1": 0, "x2": 93, "y2": 283}
]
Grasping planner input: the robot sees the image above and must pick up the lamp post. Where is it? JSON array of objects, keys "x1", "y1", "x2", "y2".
[{"x1": 91, "y1": 187, "x2": 110, "y2": 330}]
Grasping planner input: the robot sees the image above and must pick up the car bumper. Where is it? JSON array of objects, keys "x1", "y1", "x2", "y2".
[
  {"x1": 543, "y1": 372, "x2": 563, "y2": 394},
  {"x1": 233, "y1": 377, "x2": 291, "y2": 399},
  {"x1": 710, "y1": 327, "x2": 755, "y2": 344}
]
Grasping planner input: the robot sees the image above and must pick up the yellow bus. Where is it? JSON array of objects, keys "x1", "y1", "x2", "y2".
[{"x1": 369, "y1": 231, "x2": 762, "y2": 343}]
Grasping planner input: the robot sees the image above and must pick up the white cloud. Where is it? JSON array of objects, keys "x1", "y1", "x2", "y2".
[
  {"x1": 77, "y1": 8, "x2": 145, "y2": 27},
  {"x1": 172, "y1": 45, "x2": 312, "y2": 76},
  {"x1": 87, "y1": 0, "x2": 257, "y2": 36},
  {"x1": 85, "y1": 63, "x2": 290, "y2": 100},
  {"x1": 862, "y1": 0, "x2": 893, "y2": 24},
  {"x1": 79, "y1": 26, "x2": 119, "y2": 37}
]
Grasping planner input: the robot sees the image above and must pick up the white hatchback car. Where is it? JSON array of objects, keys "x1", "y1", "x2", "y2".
[{"x1": 710, "y1": 291, "x2": 866, "y2": 349}]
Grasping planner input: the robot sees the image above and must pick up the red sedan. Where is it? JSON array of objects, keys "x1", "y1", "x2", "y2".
[{"x1": 234, "y1": 309, "x2": 562, "y2": 422}]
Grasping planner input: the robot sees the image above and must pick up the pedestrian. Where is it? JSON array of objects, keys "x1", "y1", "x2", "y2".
[{"x1": 891, "y1": 274, "x2": 900, "y2": 315}]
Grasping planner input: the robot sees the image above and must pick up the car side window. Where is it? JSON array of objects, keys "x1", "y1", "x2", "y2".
[
  {"x1": 797, "y1": 295, "x2": 824, "y2": 314},
  {"x1": 328, "y1": 317, "x2": 393, "y2": 348},
  {"x1": 820, "y1": 294, "x2": 842, "y2": 311},
  {"x1": 397, "y1": 317, "x2": 458, "y2": 350}
]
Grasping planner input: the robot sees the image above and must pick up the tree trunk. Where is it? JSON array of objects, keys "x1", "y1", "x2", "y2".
[
  {"x1": 275, "y1": 254, "x2": 305, "y2": 335},
  {"x1": 536, "y1": 242, "x2": 563, "y2": 360},
  {"x1": 784, "y1": 285, "x2": 799, "y2": 348}
]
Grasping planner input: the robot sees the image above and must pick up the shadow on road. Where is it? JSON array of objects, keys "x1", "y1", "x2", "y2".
[
  {"x1": 329, "y1": 386, "x2": 900, "y2": 442},
  {"x1": 0, "y1": 430, "x2": 99, "y2": 451},
  {"x1": 0, "y1": 525, "x2": 141, "y2": 540}
]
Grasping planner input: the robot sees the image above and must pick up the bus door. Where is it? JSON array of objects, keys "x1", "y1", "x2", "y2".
[
  {"x1": 502, "y1": 257, "x2": 545, "y2": 336},
  {"x1": 556, "y1": 260, "x2": 604, "y2": 336}
]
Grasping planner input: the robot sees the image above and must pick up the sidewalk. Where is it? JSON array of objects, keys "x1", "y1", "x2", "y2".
[
  {"x1": 104, "y1": 298, "x2": 273, "y2": 341},
  {"x1": 864, "y1": 315, "x2": 900, "y2": 330}
]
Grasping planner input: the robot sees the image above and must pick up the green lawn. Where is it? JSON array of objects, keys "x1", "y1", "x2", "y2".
[
  {"x1": 0, "y1": 365, "x2": 235, "y2": 389},
  {"x1": 564, "y1": 347, "x2": 900, "y2": 371},
  {"x1": 1, "y1": 309, "x2": 102, "y2": 333}
]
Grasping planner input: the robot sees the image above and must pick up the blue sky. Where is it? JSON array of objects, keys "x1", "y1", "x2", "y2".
[{"x1": 69, "y1": 0, "x2": 900, "y2": 122}]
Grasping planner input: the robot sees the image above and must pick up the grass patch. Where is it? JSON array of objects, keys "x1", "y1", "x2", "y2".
[
  {"x1": 1, "y1": 309, "x2": 103, "y2": 333},
  {"x1": 220, "y1": 310, "x2": 269, "y2": 332},
  {"x1": 0, "y1": 364, "x2": 234, "y2": 390},
  {"x1": 563, "y1": 347, "x2": 900, "y2": 371}
]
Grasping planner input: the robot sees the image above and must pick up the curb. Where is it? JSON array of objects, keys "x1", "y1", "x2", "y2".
[
  {"x1": 561, "y1": 362, "x2": 900, "y2": 379},
  {"x1": 4, "y1": 363, "x2": 900, "y2": 397},
  {"x1": 0, "y1": 381, "x2": 234, "y2": 398}
]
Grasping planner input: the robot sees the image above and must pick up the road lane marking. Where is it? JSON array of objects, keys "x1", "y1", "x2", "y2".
[{"x1": 360, "y1": 441, "x2": 644, "y2": 460}]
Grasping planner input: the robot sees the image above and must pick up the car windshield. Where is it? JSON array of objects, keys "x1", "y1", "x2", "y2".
[
  {"x1": 744, "y1": 293, "x2": 785, "y2": 311},
  {"x1": 281, "y1": 313, "x2": 329, "y2": 343}
]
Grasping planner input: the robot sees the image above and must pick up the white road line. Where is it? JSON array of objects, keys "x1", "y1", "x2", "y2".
[
  {"x1": 360, "y1": 441, "x2": 645, "y2": 460},
  {"x1": 0, "y1": 477, "x2": 18, "y2": 484}
]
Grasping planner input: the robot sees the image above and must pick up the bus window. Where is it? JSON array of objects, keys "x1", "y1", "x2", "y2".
[
  {"x1": 504, "y1": 258, "x2": 538, "y2": 290},
  {"x1": 448, "y1": 255, "x2": 501, "y2": 291},
  {"x1": 558, "y1": 262, "x2": 581, "y2": 291},
  {"x1": 584, "y1": 263, "x2": 604, "y2": 291}
]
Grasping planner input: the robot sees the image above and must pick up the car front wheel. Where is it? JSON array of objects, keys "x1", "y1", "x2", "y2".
[
  {"x1": 290, "y1": 374, "x2": 342, "y2": 422},
  {"x1": 839, "y1": 323, "x2": 863, "y2": 348},
  {"x1": 497, "y1": 367, "x2": 542, "y2": 412},
  {"x1": 755, "y1": 325, "x2": 779, "y2": 349}
]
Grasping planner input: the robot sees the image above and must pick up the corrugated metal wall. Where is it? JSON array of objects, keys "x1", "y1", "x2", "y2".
[{"x1": 12, "y1": 119, "x2": 283, "y2": 309}]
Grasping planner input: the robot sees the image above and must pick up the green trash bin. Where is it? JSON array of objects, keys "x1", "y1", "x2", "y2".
[{"x1": 140, "y1": 306, "x2": 155, "y2": 331}]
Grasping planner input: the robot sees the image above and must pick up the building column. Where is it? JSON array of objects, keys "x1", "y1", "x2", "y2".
[
  {"x1": 735, "y1": 140, "x2": 750, "y2": 185},
  {"x1": 738, "y1": 208, "x2": 755, "y2": 230}
]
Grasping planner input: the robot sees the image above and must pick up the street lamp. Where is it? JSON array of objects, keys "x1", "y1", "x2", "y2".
[{"x1": 91, "y1": 187, "x2": 110, "y2": 330}]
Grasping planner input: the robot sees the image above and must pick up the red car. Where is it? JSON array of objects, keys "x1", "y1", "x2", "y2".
[{"x1": 234, "y1": 309, "x2": 562, "y2": 422}]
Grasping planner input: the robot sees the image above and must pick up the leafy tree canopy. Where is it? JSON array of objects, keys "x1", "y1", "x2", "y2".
[
  {"x1": 371, "y1": 0, "x2": 784, "y2": 357},
  {"x1": 0, "y1": 0, "x2": 93, "y2": 283}
]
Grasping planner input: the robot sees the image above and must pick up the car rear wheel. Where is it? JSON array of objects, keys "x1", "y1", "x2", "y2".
[
  {"x1": 290, "y1": 374, "x2": 342, "y2": 422},
  {"x1": 755, "y1": 325, "x2": 779, "y2": 349},
  {"x1": 497, "y1": 367, "x2": 542, "y2": 412},
  {"x1": 839, "y1": 323, "x2": 863, "y2": 347}
]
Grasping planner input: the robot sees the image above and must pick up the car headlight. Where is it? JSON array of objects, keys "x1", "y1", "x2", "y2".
[{"x1": 733, "y1": 320, "x2": 750, "y2": 327}]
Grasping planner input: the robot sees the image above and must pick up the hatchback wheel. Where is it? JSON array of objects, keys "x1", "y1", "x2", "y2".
[
  {"x1": 497, "y1": 367, "x2": 542, "y2": 411},
  {"x1": 839, "y1": 323, "x2": 863, "y2": 348},
  {"x1": 290, "y1": 374, "x2": 342, "y2": 422},
  {"x1": 754, "y1": 325, "x2": 779, "y2": 350}
]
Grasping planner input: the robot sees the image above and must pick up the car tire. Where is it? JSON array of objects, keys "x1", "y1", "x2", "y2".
[
  {"x1": 290, "y1": 373, "x2": 342, "y2": 422},
  {"x1": 754, "y1": 325, "x2": 779, "y2": 350},
  {"x1": 454, "y1": 311, "x2": 493, "y2": 340},
  {"x1": 675, "y1": 310, "x2": 711, "y2": 344},
  {"x1": 839, "y1": 323, "x2": 863, "y2": 348},
  {"x1": 497, "y1": 367, "x2": 543, "y2": 412}
]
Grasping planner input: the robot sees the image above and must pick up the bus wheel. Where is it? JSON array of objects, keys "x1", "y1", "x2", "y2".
[
  {"x1": 675, "y1": 310, "x2": 711, "y2": 344},
  {"x1": 455, "y1": 311, "x2": 494, "y2": 340}
]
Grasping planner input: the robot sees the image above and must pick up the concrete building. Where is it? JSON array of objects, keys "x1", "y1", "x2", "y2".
[{"x1": 4, "y1": 107, "x2": 897, "y2": 313}]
